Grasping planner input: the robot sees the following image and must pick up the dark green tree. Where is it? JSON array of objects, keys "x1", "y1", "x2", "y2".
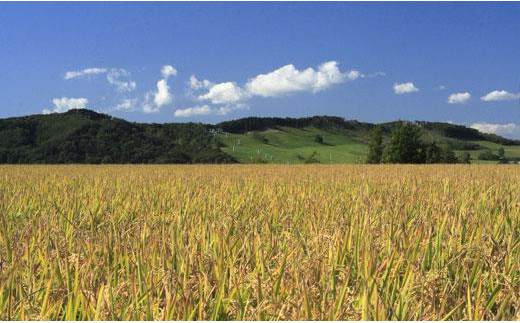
[
  {"x1": 461, "y1": 152, "x2": 471, "y2": 164},
  {"x1": 497, "y1": 147, "x2": 509, "y2": 163},
  {"x1": 440, "y1": 148, "x2": 459, "y2": 163},
  {"x1": 426, "y1": 141, "x2": 459, "y2": 163},
  {"x1": 382, "y1": 122, "x2": 425, "y2": 163},
  {"x1": 314, "y1": 134, "x2": 324, "y2": 144},
  {"x1": 425, "y1": 142, "x2": 442, "y2": 163},
  {"x1": 366, "y1": 126, "x2": 383, "y2": 164},
  {"x1": 478, "y1": 150, "x2": 499, "y2": 161}
]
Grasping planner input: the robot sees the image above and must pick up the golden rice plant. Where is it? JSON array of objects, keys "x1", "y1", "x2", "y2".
[{"x1": 0, "y1": 165, "x2": 518, "y2": 320}]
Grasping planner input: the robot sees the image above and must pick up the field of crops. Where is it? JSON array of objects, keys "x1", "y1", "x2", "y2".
[{"x1": 0, "y1": 165, "x2": 518, "y2": 320}]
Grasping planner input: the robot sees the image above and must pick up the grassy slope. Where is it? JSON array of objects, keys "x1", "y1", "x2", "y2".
[
  {"x1": 218, "y1": 126, "x2": 520, "y2": 164},
  {"x1": 218, "y1": 127, "x2": 367, "y2": 164},
  {"x1": 452, "y1": 141, "x2": 520, "y2": 164}
]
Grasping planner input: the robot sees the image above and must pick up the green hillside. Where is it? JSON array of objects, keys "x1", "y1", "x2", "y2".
[
  {"x1": 214, "y1": 120, "x2": 520, "y2": 164},
  {"x1": 455, "y1": 141, "x2": 520, "y2": 164},
  {"x1": 217, "y1": 127, "x2": 368, "y2": 164}
]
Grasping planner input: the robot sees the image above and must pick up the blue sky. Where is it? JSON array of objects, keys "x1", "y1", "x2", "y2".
[{"x1": 1, "y1": 2, "x2": 520, "y2": 138}]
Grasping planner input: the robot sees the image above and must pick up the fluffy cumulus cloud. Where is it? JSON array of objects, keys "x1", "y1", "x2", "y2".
[
  {"x1": 64, "y1": 67, "x2": 108, "y2": 80},
  {"x1": 393, "y1": 82, "x2": 419, "y2": 94},
  {"x1": 197, "y1": 82, "x2": 248, "y2": 105},
  {"x1": 60, "y1": 61, "x2": 370, "y2": 116},
  {"x1": 471, "y1": 123, "x2": 520, "y2": 139},
  {"x1": 141, "y1": 65, "x2": 177, "y2": 113},
  {"x1": 481, "y1": 90, "x2": 520, "y2": 102},
  {"x1": 153, "y1": 79, "x2": 173, "y2": 107},
  {"x1": 245, "y1": 61, "x2": 357, "y2": 97},
  {"x1": 43, "y1": 97, "x2": 88, "y2": 114},
  {"x1": 447, "y1": 92, "x2": 471, "y2": 104},
  {"x1": 186, "y1": 61, "x2": 363, "y2": 116},
  {"x1": 57, "y1": 65, "x2": 182, "y2": 115}
]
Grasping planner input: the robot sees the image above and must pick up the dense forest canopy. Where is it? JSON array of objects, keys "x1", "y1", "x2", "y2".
[
  {"x1": 216, "y1": 116, "x2": 372, "y2": 133},
  {"x1": 0, "y1": 109, "x2": 234, "y2": 164}
]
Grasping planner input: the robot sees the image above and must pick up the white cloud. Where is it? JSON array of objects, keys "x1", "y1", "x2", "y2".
[
  {"x1": 365, "y1": 71, "x2": 386, "y2": 78},
  {"x1": 190, "y1": 60, "x2": 361, "y2": 111},
  {"x1": 63, "y1": 61, "x2": 364, "y2": 116},
  {"x1": 141, "y1": 65, "x2": 177, "y2": 113},
  {"x1": 106, "y1": 69, "x2": 137, "y2": 92},
  {"x1": 64, "y1": 67, "x2": 137, "y2": 93},
  {"x1": 142, "y1": 93, "x2": 158, "y2": 114},
  {"x1": 198, "y1": 82, "x2": 248, "y2": 105},
  {"x1": 447, "y1": 92, "x2": 471, "y2": 104},
  {"x1": 189, "y1": 75, "x2": 213, "y2": 90},
  {"x1": 215, "y1": 106, "x2": 234, "y2": 116},
  {"x1": 435, "y1": 85, "x2": 446, "y2": 90},
  {"x1": 174, "y1": 105, "x2": 240, "y2": 117},
  {"x1": 245, "y1": 61, "x2": 354, "y2": 97},
  {"x1": 153, "y1": 79, "x2": 172, "y2": 108},
  {"x1": 64, "y1": 67, "x2": 108, "y2": 80},
  {"x1": 481, "y1": 90, "x2": 520, "y2": 102},
  {"x1": 393, "y1": 82, "x2": 419, "y2": 94},
  {"x1": 161, "y1": 65, "x2": 177, "y2": 79},
  {"x1": 471, "y1": 123, "x2": 520, "y2": 139},
  {"x1": 43, "y1": 97, "x2": 88, "y2": 114},
  {"x1": 174, "y1": 105, "x2": 213, "y2": 117},
  {"x1": 186, "y1": 61, "x2": 363, "y2": 118},
  {"x1": 346, "y1": 70, "x2": 362, "y2": 81},
  {"x1": 115, "y1": 98, "x2": 137, "y2": 111}
]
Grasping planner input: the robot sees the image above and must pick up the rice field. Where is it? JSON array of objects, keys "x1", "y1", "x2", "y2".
[{"x1": 0, "y1": 165, "x2": 519, "y2": 320}]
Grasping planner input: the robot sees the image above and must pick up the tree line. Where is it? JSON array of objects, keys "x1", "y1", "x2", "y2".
[
  {"x1": 217, "y1": 116, "x2": 372, "y2": 133},
  {"x1": 366, "y1": 121, "x2": 470, "y2": 164}
]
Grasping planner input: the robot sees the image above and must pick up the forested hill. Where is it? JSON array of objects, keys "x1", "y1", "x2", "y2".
[
  {"x1": 0, "y1": 109, "x2": 234, "y2": 164},
  {"x1": 0, "y1": 109, "x2": 518, "y2": 164}
]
